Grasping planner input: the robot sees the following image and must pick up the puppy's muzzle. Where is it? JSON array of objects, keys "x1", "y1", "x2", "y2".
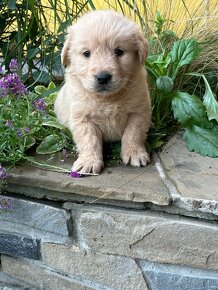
[{"x1": 95, "y1": 72, "x2": 112, "y2": 85}]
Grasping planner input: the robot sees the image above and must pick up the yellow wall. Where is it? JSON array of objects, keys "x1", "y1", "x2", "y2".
[
  {"x1": 43, "y1": 0, "x2": 218, "y2": 36},
  {"x1": 92, "y1": 0, "x2": 218, "y2": 35}
]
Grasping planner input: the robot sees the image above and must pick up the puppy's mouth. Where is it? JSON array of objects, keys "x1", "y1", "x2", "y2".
[
  {"x1": 81, "y1": 73, "x2": 126, "y2": 95},
  {"x1": 92, "y1": 72, "x2": 121, "y2": 95},
  {"x1": 95, "y1": 84, "x2": 113, "y2": 92}
]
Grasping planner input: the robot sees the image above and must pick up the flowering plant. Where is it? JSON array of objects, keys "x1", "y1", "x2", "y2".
[
  {"x1": 0, "y1": 59, "x2": 72, "y2": 165},
  {"x1": 0, "y1": 164, "x2": 8, "y2": 189}
]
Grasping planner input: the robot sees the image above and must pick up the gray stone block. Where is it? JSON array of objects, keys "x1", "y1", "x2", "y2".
[
  {"x1": 42, "y1": 243, "x2": 148, "y2": 290},
  {"x1": 139, "y1": 260, "x2": 218, "y2": 290},
  {"x1": 0, "y1": 232, "x2": 40, "y2": 260},
  {"x1": 2, "y1": 255, "x2": 105, "y2": 290},
  {"x1": 79, "y1": 207, "x2": 218, "y2": 270},
  {"x1": 0, "y1": 271, "x2": 35, "y2": 290},
  {"x1": 0, "y1": 221, "x2": 71, "y2": 245},
  {"x1": 0, "y1": 196, "x2": 71, "y2": 236}
]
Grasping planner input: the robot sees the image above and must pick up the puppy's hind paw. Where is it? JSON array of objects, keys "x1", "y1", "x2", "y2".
[{"x1": 72, "y1": 157, "x2": 104, "y2": 174}]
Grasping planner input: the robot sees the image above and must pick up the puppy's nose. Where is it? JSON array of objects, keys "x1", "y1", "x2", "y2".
[{"x1": 95, "y1": 73, "x2": 112, "y2": 85}]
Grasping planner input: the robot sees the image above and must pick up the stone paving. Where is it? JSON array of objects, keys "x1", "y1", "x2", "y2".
[
  {"x1": 6, "y1": 153, "x2": 170, "y2": 206},
  {"x1": 160, "y1": 133, "x2": 218, "y2": 216},
  {"x1": 6, "y1": 133, "x2": 218, "y2": 218}
]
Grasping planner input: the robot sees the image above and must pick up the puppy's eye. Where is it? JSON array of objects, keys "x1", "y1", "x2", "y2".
[
  {"x1": 115, "y1": 48, "x2": 124, "y2": 57},
  {"x1": 83, "y1": 50, "x2": 91, "y2": 58}
]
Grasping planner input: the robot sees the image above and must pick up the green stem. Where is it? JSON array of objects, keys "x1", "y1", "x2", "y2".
[{"x1": 23, "y1": 156, "x2": 70, "y2": 173}]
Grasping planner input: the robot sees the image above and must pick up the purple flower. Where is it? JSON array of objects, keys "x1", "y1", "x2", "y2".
[
  {"x1": 0, "y1": 73, "x2": 27, "y2": 97},
  {"x1": 33, "y1": 98, "x2": 46, "y2": 111},
  {"x1": 0, "y1": 164, "x2": 8, "y2": 180},
  {"x1": 5, "y1": 120, "x2": 13, "y2": 128},
  {"x1": 0, "y1": 197, "x2": 13, "y2": 210},
  {"x1": 24, "y1": 127, "x2": 30, "y2": 134},
  {"x1": 69, "y1": 171, "x2": 82, "y2": 178},
  {"x1": 9, "y1": 59, "x2": 19, "y2": 72}
]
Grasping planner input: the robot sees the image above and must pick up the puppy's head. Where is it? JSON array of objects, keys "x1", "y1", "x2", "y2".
[{"x1": 62, "y1": 10, "x2": 148, "y2": 96}]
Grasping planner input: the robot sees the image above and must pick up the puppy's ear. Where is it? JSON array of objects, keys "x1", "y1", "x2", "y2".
[
  {"x1": 61, "y1": 36, "x2": 70, "y2": 67},
  {"x1": 135, "y1": 31, "x2": 149, "y2": 65},
  {"x1": 61, "y1": 28, "x2": 72, "y2": 67}
]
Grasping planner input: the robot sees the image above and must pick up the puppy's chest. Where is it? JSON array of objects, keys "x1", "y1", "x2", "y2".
[{"x1": 90, "y1": 103, "x2": 128, "y2": 141}]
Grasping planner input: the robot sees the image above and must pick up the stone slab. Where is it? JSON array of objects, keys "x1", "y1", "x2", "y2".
[
  {"x1": 160, "y1": 133, "x2": 218, "y2": 205},
  {"x1": 42, "y1": 243, "x2": 148, "y2": 290},
  {"x1": 139, "y1": 260, "x2": 218, "y2": 290},
  {"x1": 0, "y1": 196, "x2": 71, "y2": 236},
  {"x1": 1, "y1": 255, "x2": 95, "y2": 290},
  {"x1": 0, "y1": 232, "x2": 40, "y2": 260},
  {"x1": 0, "y1": 271, "x2": 36, "y2": 290},
  {"x1": 0, "y1": 221, "x2": 72, "y2": 245},
  {"x1": 78, "y1": 206, "x2": 218, "y2": 271},
  {"x1": 6, "y1": 154, "x2": 171, "y2": 206}
]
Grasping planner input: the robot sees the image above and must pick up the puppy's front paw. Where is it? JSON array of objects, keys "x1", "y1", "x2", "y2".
[
  {"x1": 72, "y1": 157, "x2": 104, "y2": 174},
  {"x1": 121, "y1": 147, "x2": 150, "y2": 167}
]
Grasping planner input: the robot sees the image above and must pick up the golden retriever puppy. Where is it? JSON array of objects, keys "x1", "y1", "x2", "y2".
[{"x1": 54, "y1": 10, "x2": 152, "y2": 174}]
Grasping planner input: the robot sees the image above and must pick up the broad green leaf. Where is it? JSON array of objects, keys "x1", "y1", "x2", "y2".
[
  {"x1": 34, "y1": 85, "x2": 47, "y2": 95},
  {"x1": 202, "y1": 76, "x2": 218, "y2": 122},
  {"x1": 36, "y1": 134, "x2": 65, "y2": 154},
  {"x1": 170, "y1": 39, "x2": 200, "y2": 79},
  {"x1": 146, "y1": 52, "x2": 172, "y2": 78},
  {"x1": 25, "y1": 136, "x2": 36, "y2": 149},
  {"x1": 185, "y1": 73, "x2": 218, "y2": 123},
  {"x1": 35, "y1": 83, "x2": 58, "y2": 108},
  {"x1": 183, "y1": 125, "x2": 218, "y2": 157},
  {"x1": 42, "y1": 120, "x2": 66, "y2": 130},
  {"x1": 172, "y1": 91, "x2": 211, "y2": 127},
  {"x1": 44, "y1": 115, "x2": 58, "y2": 122},
  {"x1": 147, "y1": 54, "x2": 160, "y2": 63},
  {"x1": 33, "y1": 71, "x2": 50, "y2": 84},
  {"x1": 156, "y1": 76, "x2": 174, "y2": 93},
  {"x1": 43, "y1": 88, "x2": 58, "y2": 98},
  {"x1": 48, "y1": 82, "x2": 56, "y2": 90}
]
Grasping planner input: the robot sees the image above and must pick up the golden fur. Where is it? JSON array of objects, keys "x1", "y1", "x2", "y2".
[{"x1": 54, "y1": 10, "x2": 152, "y2": 174}]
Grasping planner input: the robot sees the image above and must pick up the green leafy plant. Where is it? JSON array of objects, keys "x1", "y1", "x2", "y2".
[
  {"x1": 0, "y1": 0, "x2": 95, "y2": 84},
  {"x1": 146, "y1": 13, "x2": 218, "y2": 157}
]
